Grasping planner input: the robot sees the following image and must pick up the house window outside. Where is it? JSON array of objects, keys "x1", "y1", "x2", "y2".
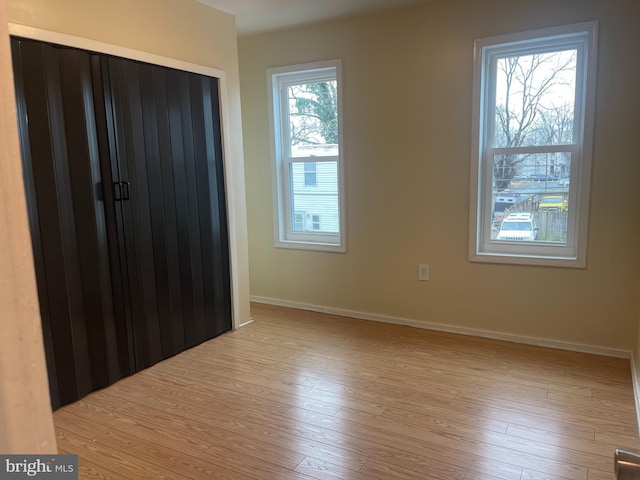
[
  {"x1": 268, "y1": 60, "x2": 345, "y2": 251},
  {"x1": 469, "y1": 22, "x2": 598, "y2": 267},
  {"x1": 304, "y1": 162, "x2": 317, "y2": 187},
  {"x1": 293, "y1": 211, "x2": 305, "y2": 231}
]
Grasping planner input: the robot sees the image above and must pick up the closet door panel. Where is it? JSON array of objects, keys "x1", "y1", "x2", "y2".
[
  {"x1": 11, "y1": 38, "x2": 129, "y2": 407},
  {"x1": 166, "y1": 71, "x2": 205, "y2": 347},
  {"x1": 106, "y1": 59, "x2": 163, "y2": 367},
  {"x1": 11, "y1": 39, "x2": 62, "y2": 408},
  {"x1": 59, "y1": 49, "x2": 130, "y2": 388},
  {"x1": 105, "y1": 58, "x2": 231, "y2": 368},
  {"x1": 34, "y1": 44, "x2": 91, "y2": 402},
  {"x1": 193, "y1": 75, "x2": 232, "y2": 339},
  {"x1": 89, "y1": 55, "x2": 137, "y2": 376},
  {"x1": 145, "y1": 65, "x2": 186, "y2": 358}
]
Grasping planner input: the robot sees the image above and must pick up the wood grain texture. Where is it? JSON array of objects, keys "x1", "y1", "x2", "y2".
[{"x1": 54, "y1": 303, "x2": 639, "y2": 479}]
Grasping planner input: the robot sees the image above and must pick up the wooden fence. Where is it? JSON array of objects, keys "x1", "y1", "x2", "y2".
[{"x1": 505, "y1": 198, "x2": 568, "y2": 242}]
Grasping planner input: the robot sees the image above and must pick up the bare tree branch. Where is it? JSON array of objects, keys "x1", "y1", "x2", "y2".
[{"x1": 493, "y1": 50, "x2": 576, "y2": 189}]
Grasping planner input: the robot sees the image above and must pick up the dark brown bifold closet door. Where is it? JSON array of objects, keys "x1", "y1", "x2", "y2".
[
  {"x1": 11, "y1": 38, "x2": 132, "y2": 408},
  {"x1": 101, "y1": 57, "x2": 232, "y2": 369},
  {"x1": 11, "y1": 37, "x2": 232, "y2": 409}
]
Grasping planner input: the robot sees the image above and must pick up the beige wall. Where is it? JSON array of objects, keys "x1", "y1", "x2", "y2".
[
  {"x1": 8, "y1": 0, "x2": 251, "y2": 327},
  {"x1": 0, "y1": 0, "x2": 56, "y2": 453},
  {"x1": 239, "y1": 0, "x2": 640, "y2": 350}
]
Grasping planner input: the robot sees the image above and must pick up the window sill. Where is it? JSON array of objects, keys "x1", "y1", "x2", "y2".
[
  {"x1": 469, "y1": 251, "x2": 585, "y2": 268},
  {"x1": 275, "y1": 239, "x2": 346, "y2": 253}
]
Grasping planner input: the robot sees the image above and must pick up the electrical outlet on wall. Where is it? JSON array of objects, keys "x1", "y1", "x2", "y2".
[{"x1": 418, "y1": 264, "x2": 430, "y2": 281}]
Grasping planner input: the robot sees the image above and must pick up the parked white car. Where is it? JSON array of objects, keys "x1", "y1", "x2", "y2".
[{"x1": 497, "y1": 213, "x2": 538, "y2": 241}]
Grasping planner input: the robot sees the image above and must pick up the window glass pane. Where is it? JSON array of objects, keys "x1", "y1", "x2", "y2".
[
  {"x1": 494, "y1": 49, "x2": 577, "y2": 148},
  {"x1": 304, "y1": 162, "x2": 317, "y2": 186},
  {"x1": 491, "y1": 152, "x2": 571, "y2": 244},
  {"x1": 288, "y1": 80, "x2": 339, "y2": 157},
  {"x1": 290, "y1": 161, "x2": 339, "y2": 233}
]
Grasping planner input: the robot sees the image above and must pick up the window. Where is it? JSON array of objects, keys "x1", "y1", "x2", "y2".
[
  {"x1": 293, "y1": 211, "x2": 305, "y2": 230},
  {"x1": 304, "y1": 162, "x2": 317, "y2": 187},
  {"x1": 268, "y1": 60, "x2": 345, "y2": 252},
  {"x1": 469, "y1": 22, "x2": 597, "y2": 267}
]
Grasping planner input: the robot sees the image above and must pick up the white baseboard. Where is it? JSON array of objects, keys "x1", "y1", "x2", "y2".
[
  {"x1": 250, "y1": 295, "x2": 632, "y2": 359},
  {"x1": 236, "y1": 318, "x2": 254, "y2": 329}
]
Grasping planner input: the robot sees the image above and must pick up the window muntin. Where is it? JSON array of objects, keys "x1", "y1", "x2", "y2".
[
  {"x1": 268, "y1": 60, "x2": 345, "y2": 251},
  {"x1": 470, "y1": 23, "x2": 597, "y2": 267}
]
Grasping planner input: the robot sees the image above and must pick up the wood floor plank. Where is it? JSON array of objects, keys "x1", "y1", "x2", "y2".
[
  {"x1": 149, "y1": 358, "x2": 388, "y2": 415},
  {"x1": 521, "y1": 468, "x2": 574, "y2": 480},
  {"x1": 506, "y1": 424, "x2": 618, "y2": 457},
  {"x1": 60, "y1": 399, "x2": 212, "y2": 457},
  {"x1": 284, "y1": 406, "x2": 523, "y2": 480},
  {"x1": 456, "y1": 391, "x2": 637, "y2": 436},
  {"x1": 592, "y1": 388, "x2": 636, "y2": 403},
  {"x1": 192, "y1": 346, "x2": 374, "y2": 392},
  {"x1": 93, "y1": 383, "x2": 307, "y2": 470},
  {"x1": 334, "y1": 407, "x2": 592, "y2": 479},
  {"x1": 56, "y1": 428, "x2": 193, "y2": 480},
  {"x1": 105, "y1": 385, "x2": 366, "y2": 472},
  {"x1": 380, "y1": 404, "x2": 509, "y2": 434},
  {"x1": 360, "y1": 457, "x2": 463, "y2": 480},
  {"x1": 501, "y1": 372, "x2": 595, "y2": 397},
  {"x1": 546, "y1": 390, "x2": 636, "y2": 413},
  {"x1": 89, "y1": 389, "x2": 365, "y2": 472},
  {"x1": 365, "y1": 382, "x2": 597, "y2": 440},
  {"x1": 197, "y1": 445, "x2": 312, "y2": 480},
  {"x1": 463, "y1": 471, "x2": 508, "y2": 480},
  {"x1": 593, "y1": 430, "x2": 640, "y2": 450},
  {"x1": 586, "y1": 468, "x2": 615, "y2": 480},
  {"x1": 471, "y1": 385, "x2": 636, "y2": 423},
  {"x1": 293, "y1": 457, "x2": 371, "y2": 480},
  {"x1": 90, "y1": 428, "x2": 252, "y2": 480},
  {"x1": 121, "y1": 367, "x2": 297, "y2": 416},
  {"x1": 126, "y1": 368, "x2": 342, "y2": 418},
  {"x1": 76, "y1": 460, "x2": 132, "y2": 480},
  {"x1": 55, "y1": 409, "x2": 111, "y2": 440},
  {"x1": 52, "y1": 303, "x2": 638, "y2": 480},
  {"x1": 507, "y1": 366, "x2": 632, "y2": 393}
]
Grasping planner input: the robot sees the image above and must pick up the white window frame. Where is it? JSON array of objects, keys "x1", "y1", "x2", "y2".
[
  {"x1": 267, "y1": 60, "x2": 346, "y2": 252},
  {"x1": 469, "y1": 22, "x2": 598, "y2": 267}
]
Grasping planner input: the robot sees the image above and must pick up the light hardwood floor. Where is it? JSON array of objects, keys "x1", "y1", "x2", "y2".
[{"x1": 54, "y1": 303, "x2": 640, "y2": 480}]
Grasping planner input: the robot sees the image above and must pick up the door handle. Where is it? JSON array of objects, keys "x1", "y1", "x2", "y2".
[
  {"x1": 615, "y1": 449, "x2": 640, "y2": 479},
  {"x1": 122, "y1": 182, "x2": 130, "y2": 200},
  {"x1": 113, "y1": 182, "x2": 130, "y2": 201}
]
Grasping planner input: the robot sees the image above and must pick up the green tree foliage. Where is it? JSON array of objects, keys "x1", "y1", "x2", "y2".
[{"x1": 289, "y1": 81, "x2": 338, "y2": 146}]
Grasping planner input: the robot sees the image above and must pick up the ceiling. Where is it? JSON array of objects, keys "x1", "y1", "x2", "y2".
[{"x1": 197, "y1": 0, "x2": 433, "y2": 36}]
